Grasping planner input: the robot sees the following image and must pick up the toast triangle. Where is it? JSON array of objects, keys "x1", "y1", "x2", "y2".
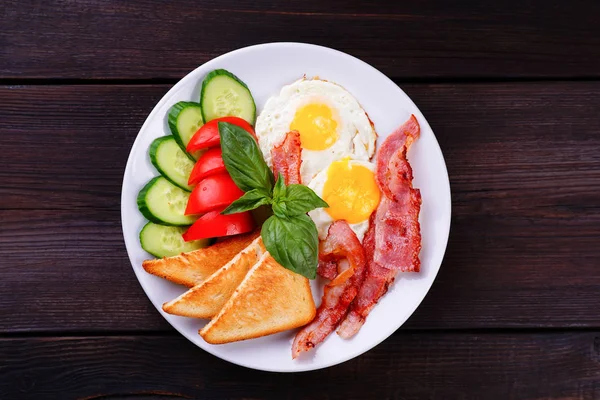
[
  {"x1": 142, "y1": 230, "x2": 260, "y2": 287},
  {"x1": 200, "y1": 252, "x2": 316, "y2": 344},
  {"x1": 163, "y1": 237, "x2": 265, "y2": 318}
]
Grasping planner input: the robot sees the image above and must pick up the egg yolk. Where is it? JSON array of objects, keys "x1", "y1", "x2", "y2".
[
  {"x1": 290, "y1": 103, "x2": 338, "y2": 151},
  {"x1": 322, "y1": 158, "x2": 380, "y2": 224}
]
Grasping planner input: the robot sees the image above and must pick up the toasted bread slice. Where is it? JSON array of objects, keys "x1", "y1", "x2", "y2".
[
  {"x1": 200, "y1": 253, "x2": 316, "y2": 344},
  {"x1": 163, "y1": 237, "x2": 266, "y2": 318},
  {"x1": 142, "y1": 230, "x2": 260, "y2": 287}
]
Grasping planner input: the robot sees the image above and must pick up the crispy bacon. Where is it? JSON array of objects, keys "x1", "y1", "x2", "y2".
[
  {"x1": 376, "y1": 114, "x2": 419, "y2": 199},
  {"x1": 374, "y1": 115, "x2": 421, "y2": 272},
  {"x1": 292, "y1": 221, "x2": 366, "y2": 358},
  {"x1": 337, "y1": 216, "x2": 396, "y2": 338},
  {"x1": 317, "y1": 259, "x2": 338, "y2": 280},
  {"x1": 271, "y1": 131, "x2": 302, "y2": 185},
  {"x1": 374, "y1": 148, "x2": 422, "y2": 271},
  {"x1": 338, "y1": 115, "x2": 422, "y2": 338}
]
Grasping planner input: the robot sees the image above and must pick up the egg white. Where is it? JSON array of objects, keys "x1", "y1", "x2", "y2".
[
  {"x1": 307, "y1": 159, "x2": 377, "y2": 242},
  {"x1": 255, "y1": 78, "x2": 376, "y2": 184}
]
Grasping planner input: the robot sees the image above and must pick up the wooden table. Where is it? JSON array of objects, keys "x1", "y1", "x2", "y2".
[{"x1": 2, "y1": 1, "x2": 600, "y2": 399}]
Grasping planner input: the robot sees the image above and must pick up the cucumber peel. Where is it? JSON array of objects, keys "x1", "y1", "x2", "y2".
[{"x1": 200, "y1": 69, "x2": 256, "y2": 125}]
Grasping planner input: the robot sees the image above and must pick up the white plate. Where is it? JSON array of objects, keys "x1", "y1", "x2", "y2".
[{"x1": 121, "y1": 43, "x2": 451, "y2": 372}]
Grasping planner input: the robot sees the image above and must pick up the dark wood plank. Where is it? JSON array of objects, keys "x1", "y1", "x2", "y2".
[
  {"x1": 1, "y1": 83, "x2": 600, "y2": 332},
  {"x1": 1, "y1": 333, "x2": 600, "y2": 399},
  {"x1": 3, "y1": 0, "x2": 600, "y2": 80},
  {"x1": 403, "y1": 82, "x2": 600, "y2": 329},
  {"x1": 0, "y1": 85, "x2": 168, "y2": 211},
  {"x1": 0, "y1": 209, "x2": 170, "y2": 333}
]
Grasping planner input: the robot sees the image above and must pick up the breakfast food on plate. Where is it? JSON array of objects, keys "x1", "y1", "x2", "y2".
[
  {"x1": 270, "y1": 131, "x2": 302, "y2": 184},
  {"x1": 167, "y1": 101, "x2": 204, "y2": 157},
  {"x1": 184, "y1": 172, "x2": 244, "y2": 216},
  {"x1": 307, "y1": 157, "x2": 380, "y2": 242},
  {"x1": 137, "y1": 68, "x2": 423, "y2": 358},
  {"x1": 255, "y1": 78, "x2": 377, "y2": 184},
  {"x1": 138, "y1": 72, "x2": 259, "y2": 261},
  {"x1": 185, "y1": 116, "x2": 256, "y2": 155},
  {"x1": 139, "y1": 222, "x2": 211, "y2": 258},
  {"x1": 337, "y1": 115, "x2": 422, "y2": 338},
  {"x1": 138, "y1": 176, "x2": 197, "y2": 227},
  {"x1": 142, "y1": 230, "x2": 260, "y2": 287},
  {"x1": 200, "y1": 69, "x2": 257, "y2": 125},
  {"x1": 200, "y1": 252, "x2": 316, "y2": 344},
  {"x1": 292, "y1": 220, "x2": 366, "y2": 358},
  {"x1": 219, "y1": 122, "x2": 327, "y2": 278},
  {"x1": 149, "y1": 136, "x2": 195, "y2": 191},
  {"x1": 163, "y1": 236, "x2": 265, "y2": 318},
  {"x1": 187, "y1": 148, "x2": 225, "y2": 186},
  {"x1": 373, "y1": 115, "x2": 422, "y2": 272}
]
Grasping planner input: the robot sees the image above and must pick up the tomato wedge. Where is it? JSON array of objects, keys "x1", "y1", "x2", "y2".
[
  {"x1": 184, "y1": 173, "x2": 244, "y2": 215},
  {"x1": 188, "y1": 148, "x2": 226, "y2": 186},
  {"x1": 186, "y1": 116, "x2": 256, "y2": 153},
  {"x1": 182, "y1": 209, "x2": 255, "y2": 241}
]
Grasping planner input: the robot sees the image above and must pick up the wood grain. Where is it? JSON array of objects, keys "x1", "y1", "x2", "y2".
[
  {"x1": 0, "y1": 85, "x2": 168, "y2": 210},
  {"x1": 1, "y1": 333, "x2": 600, "y2": 399},
  {"x1": 1, "y1": 83, "x2": 599, "y2": 332},
  {"x1": 0, "y1": 209, "x2": 170, "y2": 333},
  {"x1": 3, "y1": 0, "x2": 600, "y2": 80}
]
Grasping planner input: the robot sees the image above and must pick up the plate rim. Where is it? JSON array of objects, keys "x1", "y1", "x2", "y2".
[{"x1": 121, "y1": 42, "x2": 451, "y2": 372}]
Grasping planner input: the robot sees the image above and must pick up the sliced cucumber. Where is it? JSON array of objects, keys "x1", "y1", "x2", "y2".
[
  {"x1": 149, "y1": 136, "x2": 195, "y2": 191},
  {"x1": 200, "y1": 69, "x2": 256, "y2": 125},
  {"x1": 168, "y1": 101, "x2": 204, "y2": 157},
  {"x1": 137, "y1": 177, "x2": 197, "y2": 226},
  {"x1": 140, "y1": 222, "x2": 210, "y2": 258}
]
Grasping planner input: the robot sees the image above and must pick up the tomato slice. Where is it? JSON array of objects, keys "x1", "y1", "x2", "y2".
[
  {"x1": 186, "y1": 116, "x2": 256, "y2": 153},
  {"x1": 182, "y1": 209, "x2": 255, "y2": 241},
  {"x1": 184, "y1": 173, "x2": 244, "y2": 215},
  {"x1": 188, "y1": 148, "x2": 226, "y2": 186}
]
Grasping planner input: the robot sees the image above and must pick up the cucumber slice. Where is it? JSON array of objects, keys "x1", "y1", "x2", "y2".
[
  {"x1": 168, "y1": 101, "x2": 204, "y2": 157},
  {"x1": 149, "y1": 136, "x2": 195, "y2": 191},
  {"x1": 137, "y1": 177, "x2": 197, "y2": 226},
  {"x1": 140, "y1": 222, "x2": 210, "y2": 258},
  {"x1": 200, "y1": 69, "x2": 256, "y2": 125}
]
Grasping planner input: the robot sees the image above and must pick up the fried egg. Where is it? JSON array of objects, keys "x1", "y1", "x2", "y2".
[
  {"x1": 256, "y1": 79, "x2": 376, "y2": 183},
  {"x1": 308, "y1": 157, "x2": 380, "y2": 242}
]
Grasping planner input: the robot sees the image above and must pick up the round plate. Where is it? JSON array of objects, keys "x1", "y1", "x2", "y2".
[{"x1": 121, "y1": 43, "x2": 451, "y2": 372}]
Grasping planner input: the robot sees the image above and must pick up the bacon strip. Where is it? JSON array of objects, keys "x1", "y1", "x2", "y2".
[
  {"x1": 292, "y1": 221, "x2": 366, "y2": 358},
  {"x1": 374, "y1": 148, "x2": 422, "y2": 271},
  {"x1": 338, "y1": 115, "x2": 422, "y2": 339},
  {"x1": 317, "y1": 260, "x2": 337, "y2": 280},
  {"x1": 270, "y1": 131, "x2": 302, "y2": 185},
  {"x1": 376, "y1": 115, "x2": 419, "y2": 199}
]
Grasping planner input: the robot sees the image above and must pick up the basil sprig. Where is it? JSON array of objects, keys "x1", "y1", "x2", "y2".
[
  {"x1": 261, "y1": 214, "x2": 319, "y2": 279},
  {"x1": 219, "y1": 122, "x2": 328, "y2": 279},
  {"x1": 272, "y1": 179, "x2": 329, "y2": 218},
  {"x1": 221, "y1": 188, "x2": 272, "y2": 215},
  {"x1": 219, "y1": 122, "x2": 274, "y2": 193}
]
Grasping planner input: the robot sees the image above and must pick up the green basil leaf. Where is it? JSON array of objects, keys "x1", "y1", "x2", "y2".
[
  {"x1": 273, "y1": 184, "x2": 329, "y2": 217},
  {"x1": 271, "y1": 174, "x2": 288, "y2": 218},
  {"x1": 261, "y1": 214, "x2": 318, "y2": 279},
  {"x1": 219, "y1": 122, "x2": 274, "y2": 192},
  {"x1": 272, "y1": 173, "x2": 286, "y2": 199},
  {"x1": 221, "y1": 188, "x2": 271, "y2": 215},
  {"x1": 272, "y1": 202, "x2": 288, "y2": 218}
]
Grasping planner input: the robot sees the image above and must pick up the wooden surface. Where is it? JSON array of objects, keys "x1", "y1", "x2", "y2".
[
  {"x1": 2, "y1": 333, "x2": 600, "y2": 399},
  {"x1": 4, "y1": 0, "x2": 600, "y2": 80},
  {"x1": 2, "y1": 1, "x2": 600, "y2": 399}
]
